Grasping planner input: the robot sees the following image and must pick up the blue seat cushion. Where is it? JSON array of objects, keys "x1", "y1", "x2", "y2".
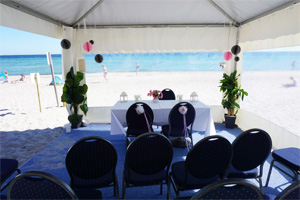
[
  {"x1": 124, "y1": 166, "x2": 167, "y2": 186},
  {"x1": 227, "y1": 165, "x2": 258, "y2": 179},
  {"x1": 0, "y1": 159, "x2": 18, "y2": 182},
  {"x1": 263, "y1": 193, "x2": 276, "y2": 200},
  {"x1": 171, "y1": 161, "x2": 218, "y2": 190},
  {"x1": 74, "y1": 189, "x2": 102, "y2": 199},
  {"x1": 272, "y1": 148, "x2": 300, "y2": 171}
]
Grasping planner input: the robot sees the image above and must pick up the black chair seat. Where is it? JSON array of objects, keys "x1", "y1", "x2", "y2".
[
  {"x1": 124, "y1": 167, "x2": 167, "y2": 186},
  {"x1": 127, "y1": 127, "x2": 153, "y2": 136},
  {"x1": 227, "y1": 165, "x2": 258, "y2": 179},
  {"x1": 265, "y1": 148, "x2": 300, "y2": 187},
  {"x1": 71, "y1": 169, "x2": 114, "y2": 188},
  {"x1": 1, "y1": 159, "x2": 19, "y2": 182},
  {"x1": 272, "y1": 148, "x2": 300, "y2": 171},
  {"x1": 74, "y1": 188, "x2": 102, "y2": 199},
  {"x1": 172, "y1": 161, "x2": 219, "y2": 190}
]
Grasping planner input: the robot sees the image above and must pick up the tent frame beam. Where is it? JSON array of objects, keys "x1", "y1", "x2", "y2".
[
  {"x1": 207, "y1": 0, "x2": 239, "y2": 27},
  {"x1": 75, "y1": 23, "x2": 235, "y2": 29},
  {"x1": 72, "y1": 0, "x2": 105, "y2": 28},
  {"x1": 241, "y1": 0, "x2": 300, "y2": 25},
  {"x1": 0, "y1": 0, "x2": 66, "y2": 26}
]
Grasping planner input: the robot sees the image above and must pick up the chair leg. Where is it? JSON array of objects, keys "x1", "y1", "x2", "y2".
[
  {"x1": 258, "y1": 177, "x2": 264, "y2": 194},
  {"x1": 265, "y1": 160, "x2": 275, "y2": 187},
  {"x1": 114, "y1": 173, "x2": 119, "y2": 200},
  {"x1": 160, "y1": 182, "x2": 163, "y2": 195},
  {"x1": 167, "y1": 177, "x2": 171, "y2": 200},
  {"x1": 122, "y1": 172, "x2": 126, "y2": 200},
  {"x1": 170, "y1": 173, "x2": 180, "y2": 198}
]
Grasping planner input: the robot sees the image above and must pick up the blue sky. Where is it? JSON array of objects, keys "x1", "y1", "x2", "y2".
[
  {"x1": 0, "y1": 25, "x2": 299, "y2": 55},
  {"x1": 0, "y1": 26, "x2": 61, "y2": 55}
]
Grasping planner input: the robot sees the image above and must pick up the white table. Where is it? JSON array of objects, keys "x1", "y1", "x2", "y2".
[{"x1": 111, "y1": 100, "x2": 216, "y2": 137}]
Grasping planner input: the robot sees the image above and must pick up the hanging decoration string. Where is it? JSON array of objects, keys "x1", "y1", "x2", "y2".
[
  {"x1": 144, "y1": 112, "x2": 151, "y2": 133},
  {"x1": 179, "y1": 106, "x2": 190, "y2": 150}
]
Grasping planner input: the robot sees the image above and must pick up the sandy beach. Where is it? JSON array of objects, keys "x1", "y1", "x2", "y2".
[{"x1": 0, "y1": 70, "x2": 299, "y2": 166}]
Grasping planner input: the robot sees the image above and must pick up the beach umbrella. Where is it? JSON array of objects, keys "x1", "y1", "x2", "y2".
[
  {"x1": 223, "y1": 52, "x2": 232, "y2": 61},
  {"x1": 83, "y1": 42, "x2": 93, "y2": 52},
  {"x1": 95, "y1": 54, "x2": 103, "y2": 63},
  {"x1": 61, "y1": 39, "x2": 71, "y2": 49}
]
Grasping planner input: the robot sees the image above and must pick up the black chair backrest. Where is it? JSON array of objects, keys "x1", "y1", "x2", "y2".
[
  {"x1": 160, "y1": 88, "x2": 176, "y2": 100},
  {"x1": 186, "y1": 135, "x2": 232, "y2": 179},
  {"x1": 125, "y1": 132, "x2": 173, "y2": 176},
  {"x1": 126, "y1": 102, "x2": 154, "y2": 130},
  {"x1": 276, "y1": 180, "x2": 300, "y2": 200},
  {"x1": 66, "y1": 136, "x2": 117, "y2": 181},
  {"x1": 7, "y1": 171, "x2": 77, "y2": 200},
  {"x1": 168, "y1": 102, "x2": 195, "y2": 137},
  {"x1": 190, "y1": 178, "x2": 263, "y2": 200},
  {"x1": 231, "y1": 128, "x2": 272, "y2": 171}
]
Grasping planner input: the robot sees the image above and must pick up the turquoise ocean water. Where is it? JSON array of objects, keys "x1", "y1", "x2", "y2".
[{"x1": 0, "y1": 52, "x2": 299, "y2": 75}]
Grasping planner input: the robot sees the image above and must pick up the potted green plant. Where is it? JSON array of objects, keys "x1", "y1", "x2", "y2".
[
  {"x1": 219, "y1": 70, "x2": 248, "y2": 128},
  {"x1": 61, "y1": 67, "x2": 88, "y2": 128}
]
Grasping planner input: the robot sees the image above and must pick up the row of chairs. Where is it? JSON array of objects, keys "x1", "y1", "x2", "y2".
[
  {"x1": 126, "y1": 101, "x2": 195, "y2": 147},
  {"x1": 1, "y1": 130, "x2": 299, "y2": 199}
]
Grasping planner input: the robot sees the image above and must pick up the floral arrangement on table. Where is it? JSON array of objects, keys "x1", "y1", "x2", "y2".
[{"x1": 147, "y1": 90, "x2": 163, "y2": 99}]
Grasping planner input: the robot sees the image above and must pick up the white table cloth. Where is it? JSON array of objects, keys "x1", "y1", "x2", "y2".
[{"x1": 111, "y1": 100, "x2": 216, "y2": 137}]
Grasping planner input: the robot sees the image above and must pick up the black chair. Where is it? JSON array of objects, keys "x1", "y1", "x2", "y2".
[
  {"x1": 160, "y1": 88, "x2": 176, "y2": 100},
  {"x1": 161, "y1": 102, "x2": 195, "y2": 148},
  {"x1": 170, "y1": 135, "x2": 232, "y2": 198},
  {"x1": 0, "y1": 158, "x2": 21, "y2": 192},
  {"x1": 227, "y1": 128, "x2": 272, "y2": 192},
  {"x1": 123, "y1": 132, "x2": 173, "y2": 199},
  {"x1": 65, "y1": 136, "x2": 119, "y2": 199},
  {"x1": 6, "y1": 171, "x2": 102, "y2": 199},
  {"x1": 190, "y1": 178, "x2": 263, "y2": 200},
  {"x1": 126, "y1": 102, "x2": 154, "y2": 146},
  {"x1": 264, "y1": 180, "x2": 300, "y2": 200},
  {"x1": 265, "y1": 147, "x2": 300, "y2": 187}
]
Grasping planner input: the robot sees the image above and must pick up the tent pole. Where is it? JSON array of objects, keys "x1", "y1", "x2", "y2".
[
  {"x1": 35, "y1": 73, "x2": 42, "y2": 112},
  {"x1": 47, "y1": 52, "x2": 59, "y2": 107},
  {"x1": 234, "y1": 26, "x2": 241, "y2": 71}
]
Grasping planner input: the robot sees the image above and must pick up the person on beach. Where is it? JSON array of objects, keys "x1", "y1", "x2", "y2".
[
  {"x1": 291, "y1": 60, "x2": 296, "y2": 70},
  {"x1": 136, "y1": 61, "x2": 139, "y2": 75},
  {"x1": 4, "y1": 72, "x2": 8, "y2": 82},
  {"x1": 282, "y1": 77, "x2": 298, "y2": 88},
  {"x1": 12, "y1": 74, "x2": 26, "y2": 84},
  {"x1": 102, "y1": 64, "x2": 108, "y2": 82}
]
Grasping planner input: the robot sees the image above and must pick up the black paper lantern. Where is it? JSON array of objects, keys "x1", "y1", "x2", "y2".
[
  {"x1": 61, "y1": 39, "x2": 71, "y2": 49},
  {"x1": 234, "y1": 56, "x2": 240, "y2": 62},
  {"x1": 231, "y1": 45, "x2": 241, "y2": 55},
  {"x1": 95, "y1": 54, "x2": 103, "y2": 63},
  {"x1": 89, "y1": 40, "x2": 94, "y2": 45}
]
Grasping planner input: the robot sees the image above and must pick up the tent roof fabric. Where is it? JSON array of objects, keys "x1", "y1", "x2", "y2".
[{"x1": 1, "y1": 0, "x2": 299, "y2": 28}]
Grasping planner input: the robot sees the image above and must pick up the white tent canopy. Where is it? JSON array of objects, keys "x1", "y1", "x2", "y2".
[{"x1": 1, "y1": 0, "x2": 299, "y2": 54}]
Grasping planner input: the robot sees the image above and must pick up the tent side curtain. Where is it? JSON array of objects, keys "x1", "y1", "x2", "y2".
[
  {"x1": 0, "y1": 4, "x2": 62, "y2": 39},
  {"x1": 76, "y1": 27, "x2": 237, "y2": 54},
  {"x1": 240, "y1": 4, "x2": 300, "y2": 51}
]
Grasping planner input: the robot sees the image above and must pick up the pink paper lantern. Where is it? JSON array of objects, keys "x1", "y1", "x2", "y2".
[
  {"x1": 223, "y1": 51, "x2": 232, "y2": 61},
  {"x1": 83, "y1": 42, "x2": 93, "y2": 52}
]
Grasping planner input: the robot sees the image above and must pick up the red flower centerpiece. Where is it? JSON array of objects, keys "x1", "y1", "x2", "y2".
[{"x1": 147, "y1": 90, "x2": 163, "y2": 102}]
